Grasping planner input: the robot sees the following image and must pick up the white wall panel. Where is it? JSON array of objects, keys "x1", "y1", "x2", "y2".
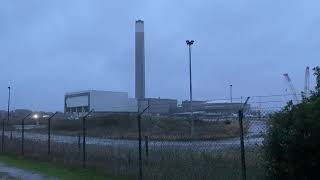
[
  {"x1": 90, "y1": 91, "x2": 136, "y2": 112},
  {"x1": 66, "y1": 96, "x2": 88, "y2": 107}
]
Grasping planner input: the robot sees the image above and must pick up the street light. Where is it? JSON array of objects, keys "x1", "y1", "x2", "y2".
[
  {"x1": 230, "y1": 84, "x2": 233, "y2": 103},
  {"x1": 186, "y1": 40, "x2": 194, "y2": 137},
  {"x1": 7, "y1": 86, "x2": 11, "y2": 139}
]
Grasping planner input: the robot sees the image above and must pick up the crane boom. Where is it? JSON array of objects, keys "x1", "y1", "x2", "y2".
[{"x1": 283, "y1": 73, "x2": 299, "y2": 103}]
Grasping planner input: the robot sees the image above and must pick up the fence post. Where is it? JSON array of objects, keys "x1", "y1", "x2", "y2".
[
  {"x1": 21, "y1": 113, "x2": 31, "y2": 156},
  {"x1": 82, "y1": 109, "x2": 94, "y2": 169},
  {"x1": 78, "y1": 133, "x2": 81, "y2": 154},
  {"x1": 138, "y1": 114, "x2": 142, "y2": 180},
  {"x1": 145, "y1": 135, "x2": 149, "y2": 165},
  {"x1": 238, "y1": 110, "x2": 247, "y2": 180},
  {"x1": 21, "y1": 117, "x2": 24, "y2": 155},
  {"x1": 137, "y1": 105, "x2": 150, "y2": 180},
  {"x1": 2, "y1": 118, "x2": 5, "y2": 153},
  {"x1": 47, "y1": 112, "x2": 58, "y2": 157},
  {"x1": 83, "y1": 116, "x2": 86, "y2": 168},
  {"x1": 48, "y1": 118, "x2": 51, "y2": 156}
]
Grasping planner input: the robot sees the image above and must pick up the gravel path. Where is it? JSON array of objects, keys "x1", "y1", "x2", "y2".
[{"x1": 0, "y1": 162, "x2": 57, "y2": 180}]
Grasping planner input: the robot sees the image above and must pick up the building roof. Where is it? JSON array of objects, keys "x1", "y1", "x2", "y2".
[
  {"x1": 65, "y1": 90, "x2": 127, "y2": 96},
  {"x1": 205, "y1": 100, "x2": 231, "y2": 104}
]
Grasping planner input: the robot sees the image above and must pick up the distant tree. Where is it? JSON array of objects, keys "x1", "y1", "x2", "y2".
[
  {"x1": 263, "y1": 66, "x2": 320, "y2": 180},
  {"x1": 313, "y1": 66, "x2": 320, "y2": 95}
]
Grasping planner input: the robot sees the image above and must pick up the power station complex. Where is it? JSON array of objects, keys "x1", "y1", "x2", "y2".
[{"x1": 64, "y1": 20, "x2": 246, "y2": 116}]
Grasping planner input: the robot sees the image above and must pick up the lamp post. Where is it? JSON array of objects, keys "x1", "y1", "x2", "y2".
[
  {"x1": 230, "y1": 85, "x2": 233, "y2": 103},
  {"x1": 7, "y1": 86, "x2": 11, "y2": 139},
  {"x1": 186, "y1": 40, "x2": 194, "y2": 137}
]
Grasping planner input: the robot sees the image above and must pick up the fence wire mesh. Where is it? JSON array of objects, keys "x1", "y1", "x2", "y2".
[{"x1": 0, "y1": 95, "x2": 294, "y2": 180}]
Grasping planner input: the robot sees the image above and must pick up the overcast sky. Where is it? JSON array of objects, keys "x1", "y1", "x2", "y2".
[{"x1": 0, "y1": 0, "x2": 319, "y2": 111}]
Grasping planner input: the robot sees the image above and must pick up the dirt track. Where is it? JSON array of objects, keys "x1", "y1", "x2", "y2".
[{"x1": 0, "y1": 162, "x2": 57, "y2": 180}]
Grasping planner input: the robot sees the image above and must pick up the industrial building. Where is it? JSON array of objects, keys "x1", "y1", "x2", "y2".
[
  {"x1": 181, "y1": 100, "x2": 250, "y2": 115},
  {"x1": 64, "y1": 20, "x2": 179, "y2": 116},
  {"x1": 139, "y1": 98, "x2": 178, "y2": 115},
  {"x1": 64, "y1": 91, "x2": 178, "y2": 115},
  {"x1": 64, "y1": 90, "x2": 137, "y2": 114}
]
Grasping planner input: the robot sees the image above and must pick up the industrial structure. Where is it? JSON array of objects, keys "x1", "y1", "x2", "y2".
[
  {"x1": 283, "y1": 66, "x2": 311, "y2": 103},
  {"x1": 140, "y1": 98, "x2": 178, "y2": 115},
  {"x1": 64, "y1": 90, "x2": 137, "y2": 114},
  {"x1": 63, "y1": 20, "x2": 180, "y2": 116},
  {"x1": 135, "y1": 20, "x2": 145, "y2": 100},
  {"x1": 304, "y1": 66, "x2": 310, "y2": 96},
  {"x1": 63, "y1": 20, "x2": 250, "y2": 117},
  {"x1": 181, "y1": 100, "x2": 250, "y2": 115}
]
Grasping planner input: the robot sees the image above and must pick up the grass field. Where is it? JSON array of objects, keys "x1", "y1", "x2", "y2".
[
  {"x1": 0, "y1": 154, "x2": 126, "y2": 180},
  {"x1": 0, "y1": 114, "x2": 258, "y2": 180},
  {"x1": 0, "y1": 134, "x2": 265, "y2": 180},
  {"x1": 24, "y1": 115, "x2": 249, "y2": 141}
]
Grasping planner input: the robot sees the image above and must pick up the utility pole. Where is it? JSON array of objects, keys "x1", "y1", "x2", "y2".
[{"x1": 186, "y1": 40, "x2": 194, "y2": 137}]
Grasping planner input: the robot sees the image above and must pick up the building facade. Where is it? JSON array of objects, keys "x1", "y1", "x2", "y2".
[
  {"x1": 64, "y1": 90, "x2": 137, "y2": 114},
  {"x1": 139, "y1": 98, "x2": 178, "y2": 115},
  {"x1": 182, "y1": 100, "x2": 250, "y2": 115}
]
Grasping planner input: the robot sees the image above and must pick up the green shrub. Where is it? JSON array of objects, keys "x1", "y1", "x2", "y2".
[{"x1": 263, "y1": 67, "x2": 320, "y2": 180}]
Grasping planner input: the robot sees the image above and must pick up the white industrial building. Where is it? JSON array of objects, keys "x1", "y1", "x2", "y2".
[{"x1": 64, "y1": 90, "x2": 138, "y2": 114}]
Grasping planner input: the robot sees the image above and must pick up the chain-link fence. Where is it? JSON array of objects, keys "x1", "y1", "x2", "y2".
[{"x1": 0, "y1": 95, "x2": 292, "y2": 180}]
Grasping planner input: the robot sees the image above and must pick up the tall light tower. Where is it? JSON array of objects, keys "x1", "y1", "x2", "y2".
[
  {"x1": 230, "y1": 84, "x2": 233, "y2": 103},
  {"x1": 186, "y1": 40, "x2": 194, "y2": 137},
  {"x1": 7, "y1": 86, "x2": 11, "y2": 138}
]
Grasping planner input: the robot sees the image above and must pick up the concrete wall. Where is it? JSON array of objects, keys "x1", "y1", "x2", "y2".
[
  {"x1": 182, "y1": 100, "x2": 250, "y2": 114},
  {"x1": 139, "y1": 98, "x2": 178, "y2": 114},
  {"x1": 182, "y1": 101, "x2": 206, "y2": 112},
  {"x1": 65, "y1": 90, "x2": 138, "y2": 114},
  {"x1": 66, "y1": 95, "x2": 89, "y2": 108},
  {"x1": 90, "y1": 91, "x2": 129, "y2": 112},
  {"x1": 128, "y1": 98, "x2": 138, "y2": 112}
]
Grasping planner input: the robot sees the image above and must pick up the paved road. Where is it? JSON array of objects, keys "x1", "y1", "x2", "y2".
[{"x1": 5, "y1": 120, "x2": 267, "y2": 151}]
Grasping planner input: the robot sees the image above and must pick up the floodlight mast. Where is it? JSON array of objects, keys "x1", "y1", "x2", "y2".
[{"x1": 186, "y1": 40, "x2": 195, "y2": 137}]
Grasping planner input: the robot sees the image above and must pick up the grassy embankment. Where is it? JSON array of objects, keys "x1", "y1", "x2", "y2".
[{"x1": 0, "y1": 154, "x2": 126, "y2": 180}]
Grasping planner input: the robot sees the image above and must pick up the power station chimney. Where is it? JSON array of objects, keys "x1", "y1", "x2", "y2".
[{"x1": 135, "y1": 20, "x2": 145, "y2": 100}]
